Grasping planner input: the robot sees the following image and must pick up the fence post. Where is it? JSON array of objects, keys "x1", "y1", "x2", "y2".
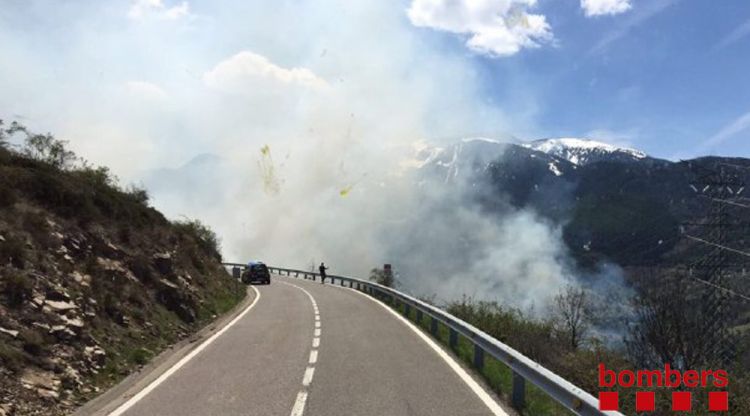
[
  {"x1": 430, "y1": 317, "x2": 438, "y2": 335},
  {"x1": 473, "y1": 344, "x2": 484, "y2": 370},
  {"x1": 449, "y1": 328, "x2": 458, "y2": 350},
  {"x1": 512, "y1": 371, "x2": 526, "y2": 410}
]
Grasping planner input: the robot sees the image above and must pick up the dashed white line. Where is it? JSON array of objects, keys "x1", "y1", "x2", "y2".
[
  {"x1": 290, "y1": 392, "x2": 308, "y2": 416},
  {"x1": 302, "y1": 367, "x2": 315, "y2": 386},
  {"x1": 278, "y1": 280, "x2": 321, "y2": 416}
]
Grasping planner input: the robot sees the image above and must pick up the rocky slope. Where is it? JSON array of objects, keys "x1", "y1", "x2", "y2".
[{"x1": 0, "y1": 134, "x2": 245, "y2": 415}]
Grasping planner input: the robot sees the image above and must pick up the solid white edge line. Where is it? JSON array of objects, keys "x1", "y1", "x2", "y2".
[
  {"x1": 289, "y1": 391, "x2": 308, "y2": 416},
  {"x1": 338, "y1": 285, "x2": 510, "y2": 416},
  {"x1": 309, "y1": 350, "x2": 318, "y2": 364},
  {"x1": 302, "y1": 366, "x2": 315, "y2": 386},
  {"x1": 107, "y1": 286, "x2": 262, "y2": 416}
]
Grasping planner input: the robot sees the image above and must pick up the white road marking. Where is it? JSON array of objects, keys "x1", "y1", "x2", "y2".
[
  {"x1": 106, "y1": 286, "x2": 262, "y2": 416},
  {"x1": 290, "y1": 392, "x2": 308, "y2": 416},
  {"x1": 302, "y1": 366, "x2": 315, "y2": 386},
  {"x1": 337, "y1": 285, "x2": 510, "y2": 416},
  {"x1": 279, "y1": 280, "x2": 321, "y2": 416}
]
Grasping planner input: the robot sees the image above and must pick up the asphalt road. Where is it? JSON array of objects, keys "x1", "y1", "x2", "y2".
[{"x1": 100, "y1": 274, "x2": 508, "y2": 416}]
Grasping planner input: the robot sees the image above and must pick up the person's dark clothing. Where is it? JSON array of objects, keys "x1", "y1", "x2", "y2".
[{"x1": 319, "y1": 264, "x2": 328, "y2": 283}]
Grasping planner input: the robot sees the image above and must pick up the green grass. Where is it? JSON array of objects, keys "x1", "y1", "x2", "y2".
[{"x1": 375, "y1": 290, "x2": 573, "y2": 415}]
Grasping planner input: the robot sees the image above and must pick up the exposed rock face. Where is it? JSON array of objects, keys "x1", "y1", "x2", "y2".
[
  {"x1": 156, "y1": 279, "x2": 197, "y2": 323},
  {"x1": 0, "y1": 210, "x2": 242, "y2": 415}
]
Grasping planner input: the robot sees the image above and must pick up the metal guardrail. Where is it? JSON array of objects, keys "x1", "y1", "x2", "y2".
[{"x1": 223, "y1": 263, "x2": 622, "y2": 416}]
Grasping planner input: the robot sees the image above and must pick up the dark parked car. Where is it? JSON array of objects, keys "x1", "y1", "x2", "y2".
[{"x1": 242, "y1": 261, "x2": 271, "y2": 285}]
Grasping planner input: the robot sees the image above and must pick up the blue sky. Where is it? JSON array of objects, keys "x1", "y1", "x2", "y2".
[
  {"x1": 459, "y1": 0, "x2": 750, "y2": 159},
  {"x1": 1, "y1": 0, "x2": 749, "y2": 173}
]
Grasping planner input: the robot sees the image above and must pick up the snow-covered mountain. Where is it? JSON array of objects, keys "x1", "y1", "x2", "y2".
[{"x1": 521, "y1": 138, "x2": 648, "y2": 166}]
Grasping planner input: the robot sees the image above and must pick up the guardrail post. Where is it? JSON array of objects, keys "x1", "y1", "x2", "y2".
[
  {"x1": 404, "y1": 304, "x2": 411, "y2": 317},
  {"x1": 449, "y1": 328, "x2": 458, "y2": 350},
  {"x1": 295, "y1": 272, "x2": 299, "y2": 277},
  {"x1": 512, "y1": 371, "x2": 526, "y2": 410},
  {"x1": 416, "y1": 309, "x2": 423, "y2": 325},
  {"x1": 430, "y1": 317, "x2": 438, "y2": 335},
  {"x1": 473, "y1": 344, "x2": 484, "y2": 370}
]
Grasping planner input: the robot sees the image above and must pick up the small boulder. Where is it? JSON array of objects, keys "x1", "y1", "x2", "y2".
[
  {"x1": 50, "y1": 325, "x2": 76, "y2": 340},
  {"x1": 0, "y1": 326, "x2": 19, "y2": 338},
  {"x1": 152, "y1": 253, "x2": 173, "y2": 276},
  {"x1": 44, "y1": 300, "x2": 77, "y2": 313}
]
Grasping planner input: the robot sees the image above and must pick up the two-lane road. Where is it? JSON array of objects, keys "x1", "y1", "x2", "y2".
[{"x1": 94, "y1": 274, "x2": 509, "y2": 416}]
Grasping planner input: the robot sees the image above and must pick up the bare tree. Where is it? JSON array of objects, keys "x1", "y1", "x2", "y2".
[
  {"x1": 625, "y1": 268, "x2": 715, "y2": 370},
  {"x1": 553, "y1": 285, "x2": 592, "y2": 350}
]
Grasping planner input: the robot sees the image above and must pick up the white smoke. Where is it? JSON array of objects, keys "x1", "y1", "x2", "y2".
[{"x1": 2, "y1": 0, "x2": 581, "y2": 310}]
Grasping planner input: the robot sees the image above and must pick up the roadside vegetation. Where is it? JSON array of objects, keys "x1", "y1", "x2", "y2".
[{"x1": 372, "y1": 272, "x2": 749, "y2": 415}]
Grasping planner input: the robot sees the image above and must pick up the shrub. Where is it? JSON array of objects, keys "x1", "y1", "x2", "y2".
[
  {"x1": 2, "y1": 273, "x2": 32, "y2": 308},
  {"x1": 128, "y1": 255, "x2": 153, "y2": 284},
  {"x1": 369, "y1": 267, "x2": 395, "y2": 287},
  {"x1": 20, "y1": 328, "x2": 46, "y2": 356},
  {"x1": 173, "y1": 219, "x2": 221, "y2": 260},
  {"x1": 126, "y1": 184, "x2": 150, "y2": 206},
  {"x1": 22, "y1": 131, "x2": 78, "y2": 170},
  {"x1": 128, "y1": 347, "x2": 152, "y2": 366},
  {"x1": 0, "y1": 235, "x2": 26, "y2": 269},
  {"x1": 22, "y1": 211, "x2": 54, "y2": 248},
  {"x1": 0, "y1": 174, "x2": 16, "y2": 207},
  {"x1": 0, "y1": 343, "x2": 24, "y2": 373}
]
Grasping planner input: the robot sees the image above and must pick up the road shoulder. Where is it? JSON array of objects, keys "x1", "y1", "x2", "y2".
[{"x1": 73, "y1": 285, "x2": 259, "y2": 416}]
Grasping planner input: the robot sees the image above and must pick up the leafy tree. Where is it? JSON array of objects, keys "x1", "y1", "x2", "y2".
[{"x1": 369, "y1": 267, "x2": 395, "y2": 287}]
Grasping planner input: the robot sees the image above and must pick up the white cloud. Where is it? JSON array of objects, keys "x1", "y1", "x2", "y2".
[
  {"x1": 406, "y1": 0, "x2": 553, "y2": 57},
  {"x1": 581, "y1": 0, "x2": 632, "y2": 17},
  {"x1": 128, "y1": 0, "x2": 190, "y2": 20},
  {"x1": 715, "y1": 18, "x2": 750, "y2": 50},
  {"x1": 589, "y1": 0, "x2": 678, "y2": 54},
  {"x1": 700, "y1": 111, "x2": 750, "y2": 151},
  {"x1": 124, "y1": 81, "x2": 168, "y2": 101},
  {"x1": 202, "y1": 51, "x2": 329, "y2": 93}
]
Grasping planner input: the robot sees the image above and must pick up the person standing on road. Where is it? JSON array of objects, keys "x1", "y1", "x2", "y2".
[{"x1": 319, "y1": 262, "x2": 328, "y2": 284}]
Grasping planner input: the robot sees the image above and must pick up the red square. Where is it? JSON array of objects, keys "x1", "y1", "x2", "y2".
[
  {"x1": 599, "y1": 392, "x2": 619, "y2": 411},
  {"x1": 636, "y1": 391, "x2": 655, "y2": 411},
  {"x1": 672, "y1": 392, "x2": 692, "y2": 412},
  {"x1": 709, "y1": 391, "x2": 729, "y2": 412}
]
